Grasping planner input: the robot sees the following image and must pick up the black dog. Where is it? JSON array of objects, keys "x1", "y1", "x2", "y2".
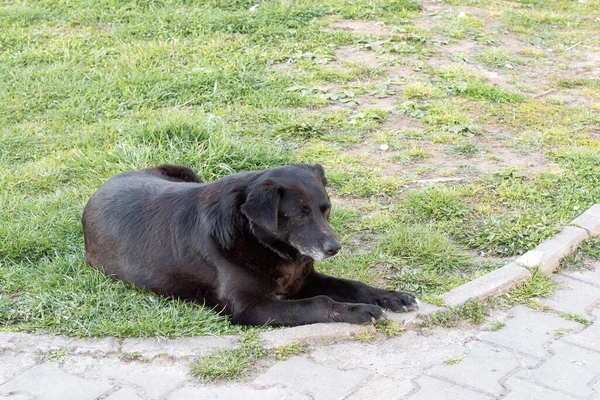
[{"x1": 82, "y1": 164, "x2": 419, "y2": 326}]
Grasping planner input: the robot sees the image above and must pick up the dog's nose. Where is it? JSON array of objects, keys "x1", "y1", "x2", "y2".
[{"x1": 323, "y1": 239, "x2": 341, "y2": 256}]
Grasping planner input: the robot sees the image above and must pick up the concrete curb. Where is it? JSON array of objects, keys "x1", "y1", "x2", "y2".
[
  {"x1": 439, "y1": 204, "x2": 600, "y2": 308},
  {"x1": 2, "y1": 205, "x2": 597, "y2": 359}
]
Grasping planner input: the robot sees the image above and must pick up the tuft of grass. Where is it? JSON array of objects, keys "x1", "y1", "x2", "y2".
[
  {"x1": 404, "y1": 82, "x2": 444, "y2": 99},
  {"x1": 444, "y1": 355, "x2": 464, "y2": 365},
  {"x1": 489, "y1": 320, "x2": 505, "y2": 331},
  {"x1": 446, "y1": 140, "x2": 483, "y2": 157},
  {"x1": 375, "y1": 320, "x2": 404, "y2": 337},
  {"x1": 419, "y1": 301, "x2": 487, "y2": 328},
  {"x1": 403, "y1": 186, "x2": 469, "y2": 222},
  {"x1": 190, "y1": 331, "x2": 266, "y2": 382},
  {"x1": 559, "y1": 313, "x2": 592, "y2": 326},
  {"x1": 354, "y1": 331, "x2": 375, "y2": 343},
  {"x1": 274, "y1": 341, "x2": 305, "y2": 360},
  {"x1": 500, "y1": 269, "x2": 556, "y2": 308}
]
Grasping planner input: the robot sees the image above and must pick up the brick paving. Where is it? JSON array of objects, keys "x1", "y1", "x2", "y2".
[{"x1": 1, "y1": 263, "x2": 599, "y2": 400}]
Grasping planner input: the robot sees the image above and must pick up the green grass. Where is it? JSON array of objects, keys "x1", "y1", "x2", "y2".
[
  {"x1": 2, "y1": 0, "x2": 600, "y2": 337},
  {"x1": 274, "y1": 341, "x2": 305, "y2": 360},
  {"x1": 190, "y1": 332, "x2": 266, "y2": 382}
]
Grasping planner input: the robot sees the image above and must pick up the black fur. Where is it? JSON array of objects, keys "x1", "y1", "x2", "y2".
[{"x1": 82, "y1": 164, "x2": 419, "y2": 326}]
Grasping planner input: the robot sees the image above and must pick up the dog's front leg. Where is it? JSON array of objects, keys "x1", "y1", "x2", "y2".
[
  {"x1": 291, "y1": 272, "x2": 419, "y2": 313},
  {"x1": 229, "y1": 295, "x2": 384, "y2": 326}
]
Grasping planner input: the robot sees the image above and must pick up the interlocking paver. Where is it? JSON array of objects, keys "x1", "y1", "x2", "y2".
[
  {"x1": 408, "y1": 376, "x2": 493, "y2": 400},
  {"x1": 0, "y1": 362, "x2": 113, "y2": 400},
  {"x1": 563, "y1": 308, "x2": 600, "y2": 351},
  {"x1": 168, "y1": 385, "x2": 310, "y2": 400},
  {"x1": 479, "y1": 305, "x2": 580, "y2": 358},
  {"x1": 503, "y1": 377, "x2": 579, "y2": 400},
  {"x1": 104, "y1": 387, "x2": 146, "y2": 400},
  {"x1": 426, "y1": 341, "x2": 536, "y2": 397},
  {"x1": 121, "y1": 335, "x2": 238, "y2": 359},
  {"x1": 514, "y1": 340, "x2": 600, "y2": 398},
  {"x1": 253, "y1": 356, "x2": 371, "y2": 400},
  {"x1": 540, "y1": 275, "x2": 600, "y2": 315},
  {"x1": 88, "y1": 359, "x2": 188, "y2": 399},
  {"x1": 563, "y1": 261, "x2": 600, "y2": 286},
  {"x1": 344, "y1": 375, "x2": 413, "y2": 400},
  {"x1": 0, "y1": 353, "x2": 35, "y2": 385},
  {"x1": 309, "y1": 328, "x2": 473, "y2": 378}
]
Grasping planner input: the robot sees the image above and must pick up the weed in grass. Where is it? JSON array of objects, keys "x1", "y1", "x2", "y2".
[
  {"x1": 274, "y1": 341, "x2": 305, "y2": 360},
  {"x1": 375, "y1": 320, "x2": 404, "y2": 337},
  {"x1": 444, "y1": 355, "x2": 464, "y2": 365},
  {"x1": 559, "y1": 313, "x2": 592, "y2": 326}
]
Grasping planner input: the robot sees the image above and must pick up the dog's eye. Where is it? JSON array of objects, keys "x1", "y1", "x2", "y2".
[
  {"x1": 297, "y1": 206, "x2": 311, "y2": 219},
  {"x1": 321, "y1": 205, "x2": 331, "y2": 217}
]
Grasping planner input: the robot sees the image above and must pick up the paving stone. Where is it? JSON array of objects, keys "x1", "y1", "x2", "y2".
[
  {"x1": 253, "y1": 356, "x2": 371, "y2": 400},
  {"x1": 503, "y1": 377, "x2": 579, "y2": 400},
  {"x1": 479, "y1": 305, "x2": 582, "y2": 358},
  {"x1": 0, "y1": 362, "x2": 113, "y2": 400},
  {"x1": 563, "y1": 308, "x2": 600, "y2": 351},
  {"x1": 345, "y1": 375, "x2": 413, "y2": 400},
  {"x1": 563, "y1": 261, "x2": 600, "y2": 286},
  {"x1": 0, "y1": 394, "x2": 33, "y2": 400},
  {"x1": 408, "y1": 376, "x2": 493, "y2": 400},
  {"x1": 259, "y1": 323, "x2": 374, "y2": 350},
  {"x1": 516, "y1": 226, "x2": 588, "y2": 275},
  {"x1": 570, "y1": 204, "x2": 600, "y2": 235},
  {"x1": 386, "y1": 302, "x2": 446, "y2": 327},
  {"x1": 121, "y1": 335, "x2": 238, "y2": 359},
  {"x1": 3, "y1": 333, "x2": 72, "y2": 354},
  {"x1": 0, "y1": 353, "x2": 36, "y2": 385},
  {"x1": 541, "y1": 275, "x2": 600, "y2": 315},
  {"x1": 168, "y1": 385, "x2": 310, "y2": 400},
  {"x1": 0, "y1": 333, "x2": 17, "y2": 352},
  {"x1": 442, "y1": 263, "x2": 531, "y2": 307},
  {"x1": 309, "y1": 327, "x2": 473, "y2": 379},
  {"x1": 514, "y1": 341, "x2": 600, "y2": 398},
  {"x1": 88, "y1": 359, "x2": 189, "y2": 399},
  {"x1": 104, "y1": 387, "x2": 146, "y2": 400},
  {"x1": 427, "y1": 341, "x2": 536, "y2": 397},
  {"x1": 66, "y1": 337, "x2": 120, "y2": 356}
]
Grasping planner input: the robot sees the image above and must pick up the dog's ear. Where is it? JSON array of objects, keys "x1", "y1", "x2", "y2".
[
  {"x1": 241, "y1": 180, "x2": 281, "y2": 233},
  {"x1": 313, "y1": 163, "x2": 327, "y2": 186}
]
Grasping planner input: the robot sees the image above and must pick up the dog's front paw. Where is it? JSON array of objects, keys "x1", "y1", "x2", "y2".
[
  {"x1": 332, "y1": 303, "x2": 385, "y2": 324},
  {"x1": 374, "y1": 291, "x2": 419, "y2": 313}
]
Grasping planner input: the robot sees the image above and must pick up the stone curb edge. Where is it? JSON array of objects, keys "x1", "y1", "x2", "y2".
[
  {"x1": 2, "y1": 205, "x2": 598, "y2": 360},
  {"x1": 442, "y1": 203, "x2": 600, "y2": 307}
]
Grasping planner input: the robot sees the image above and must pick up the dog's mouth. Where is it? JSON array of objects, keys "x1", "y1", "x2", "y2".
[{"x1": 291, "y1": 244, "x2": 336, "y2": 261}]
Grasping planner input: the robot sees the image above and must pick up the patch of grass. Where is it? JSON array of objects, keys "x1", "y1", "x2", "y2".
[
  {"x1": 560, "y1": 236, "x2": 600, "y2": 270},
  {"x1": 41, "y1": 348, "x2": 70, "y2": 363},
  {"x1": 446, "y1": 140, "x2": 483, "y2": 157},
  {"x1": 375, "y1": 320, "x2": 404, "y2": 337},
  {"x1": 190, "y1": 332, "x2": 266, "y2": 382},
  {"x1": 419, "y1": 301, "x2": 487, "y2": 328},
  {"x1": 476, "y1": 48, "x2": 519, "y2": 68},
  {"x1": 489, "y1": 320, "x2": 505, "y2": 331},
  {"x1": 353, "y1": 331, "x2": 375, "y2": 343},
  {"x1": 403, "y1": 186, "x2": 469, "y2": 222},
  {"x1": 559, "y1": 313, "x2": 592, "y2": 326},
  {"x1": 404, "y1": 82, "x2": 444, "y2": 99},
  {"x1": 499, "y1": 269, "x2": 556, "y2": 307},
  {"x1": 274, "y1": 341, "x2": 305, "y2": 360},
  {"x1": 444, "y1": 355, "x2": 464, "y2": 365}
]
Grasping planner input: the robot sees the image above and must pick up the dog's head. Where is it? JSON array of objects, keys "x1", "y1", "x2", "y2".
[{"x1": 241, "y1": 164, "x2": 340, "y2": 260}]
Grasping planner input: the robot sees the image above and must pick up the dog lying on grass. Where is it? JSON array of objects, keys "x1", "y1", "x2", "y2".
[{"x1": 83, "y1": 163, "x2": 419, "y2": 326}]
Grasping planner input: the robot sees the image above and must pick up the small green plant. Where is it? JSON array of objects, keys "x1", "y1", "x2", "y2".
[
  {"x1": 42, "y1": 348, "x2": 69, "y2": 363},
  {"x1": 444, "y1": 355, "x2": 464, "y2": 365},
  {"x1": 404, "y1": 82, "x2": 444, "y2": 99},
  {"x1": 274, "y1": 341, "x2": 305, "y2": 360},
  {"x1": 119, "y1": 352, "x2": 149, "y2": 362},
  {"x1": 375, "y1": 320, "x2": 404, "y2": 337},
  {"x1": 446, "y1": 140, "x2": 482, "y2": 157},
  {"x1": 555, "y1": 328, "x2": 569, "y2": 339},
  {"x1": 404, "y1": 186, "x2": 468, "y2": 222},
  {"x1": 489, "y1": 320, "x2": 505, "y2": 331},
  {"x1": 500, "y1": 269, "x2": 556, "y2": 307},
  {"x1": 354, "y1": 331, "x2": 375, "y2": 343},
  {"x1": 559, "y1": 313, "x2": 592, "y2": 326},
  {"x1": 190, "y1": 331, "x2": 266, "y2": 382},
  {"x1": 419, "y1": 301, "x2": 487, "y2": 328}
]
